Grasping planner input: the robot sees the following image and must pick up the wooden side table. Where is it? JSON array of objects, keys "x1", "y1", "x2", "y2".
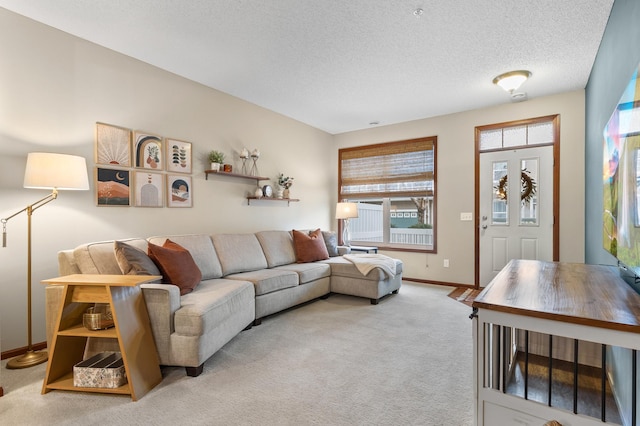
[{"x1": 41, "y1": 274, "x2": 162, "y2": 401}]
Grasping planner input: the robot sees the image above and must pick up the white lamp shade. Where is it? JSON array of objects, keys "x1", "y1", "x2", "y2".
[
  {"x1": 336, "y1": 202, "x2": 359, "y2": 219},
  {"x1": 23, "y1": 152, "x2": 89, "y2": 190}
]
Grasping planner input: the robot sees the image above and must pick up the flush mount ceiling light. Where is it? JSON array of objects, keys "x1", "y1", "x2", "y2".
[{"x1": 492, "y1": 70, "x2": 532, "y2": 93}]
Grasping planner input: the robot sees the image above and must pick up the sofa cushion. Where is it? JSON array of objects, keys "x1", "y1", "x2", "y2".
[
  {"x1": 148, "y1": 240, "x2": 202, "y2": 295},
  {"x1": 114, "y1": 240, "x2": 162, "y2": 276},
  {"x1": 147, "y1": 234, "x2": 223, "y2": 280},
  {"x1": 255, "y1": 230, "x2": 297, "y2": 267},
  {"x1": 174, "y1": 278, "x2": 255, "y2": 336},
  {"x1": 292, "y1": 229, "x2": 329, "y2": 263},
  {"x1": 212, "y1": 233, "x2": 268, "y2": 276},
  {"x1": 321, "y1": 231, "x2": 340, "y2": 257},
  {"x1": 274, "y1": 262, "x2": 331, "y2": 284},
  {"x1": 225, "y1": 269, "x2": 298, "y2": 296},
  {"x1": 321, "y1": 256, "x2": 404, "y2": 280},
  {"x1": 73, "y1": 238, "x2": 148, "y2": 275}
]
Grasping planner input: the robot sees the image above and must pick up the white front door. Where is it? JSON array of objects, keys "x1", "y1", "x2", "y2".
[{"x1": 479, "y1": 146, "x2": 554, "y2": 286}]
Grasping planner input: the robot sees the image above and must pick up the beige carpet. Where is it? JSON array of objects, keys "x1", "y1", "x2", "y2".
[{"x1": 0, "y1": 282, "x2": 474, "y2": 426}]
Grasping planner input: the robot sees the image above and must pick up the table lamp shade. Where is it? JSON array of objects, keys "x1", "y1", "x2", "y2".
[
  {"x1": 335, "y1": 202, "x2": 359, "y2": 219},
  {"x1": 23, "y1": 152, "x2": 89, "y2": 190}
]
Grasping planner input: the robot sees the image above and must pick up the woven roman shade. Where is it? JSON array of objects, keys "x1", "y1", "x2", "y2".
[{"x1": 339, "y1": 137, "x2": 435, "y2": 198}]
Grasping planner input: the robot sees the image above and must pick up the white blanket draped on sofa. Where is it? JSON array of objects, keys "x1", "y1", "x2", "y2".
[{"x1": 343, "y1": 254, "x2": 397, "y2": 278}]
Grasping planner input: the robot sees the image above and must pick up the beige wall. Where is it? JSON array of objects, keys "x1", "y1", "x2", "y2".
[
  {"x1": 0, "y1": 10, "x2": 334, "y2": 350},
  {"x1": 333, "y1": 90, "x2": 586, "y2": 285},
  {"x1": 0, "y1": 8, "x2": 586, "y2": 352}
]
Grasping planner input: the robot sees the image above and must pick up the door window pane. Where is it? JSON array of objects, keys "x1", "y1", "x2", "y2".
[
  {"x1": 520, "y1": 158, "x2": 539, "y2": 225},
  {"x1": 492, "y1": 161, "x2": 508, "y2": 224}
]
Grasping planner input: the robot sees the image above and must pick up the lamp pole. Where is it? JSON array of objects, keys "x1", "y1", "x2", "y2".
[{"x1": 4, "y1": 190, "x2": 57, "y2": 369}]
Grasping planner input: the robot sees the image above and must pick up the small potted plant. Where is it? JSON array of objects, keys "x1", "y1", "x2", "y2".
[
  {"x1": 277, "y1": 173, "x2": 294, "y2": 199},
  {"x1": 208, "y1": 150, "x2": 225, "y2": 172}
]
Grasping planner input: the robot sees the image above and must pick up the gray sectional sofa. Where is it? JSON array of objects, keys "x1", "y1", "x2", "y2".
[{"x1": 46, "y1": 230, "x2": 403, "y2": 377}]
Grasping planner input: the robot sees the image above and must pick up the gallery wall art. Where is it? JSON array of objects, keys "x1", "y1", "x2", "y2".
[
  {"x1": 165, "y1": 139, "x2": 192, "y2": 174},
  {"x1": 167, "y1": 175, "x2": 193, "y2": 208},
  {"x1": 95, "y1": 122, "x2": 131, "y2": 166},
  {"x1": 94, "y1": 122, "x2": 193, "y2": 207},
  {"x1": 134, "y1": 131, "x2": 163, "y2": 170},
  {"x1": 96, "y1": 167, "x2": 130, "y2": 206},
  {"x1": 134, "y1": 171, "x2": 164, "y2": 207}
]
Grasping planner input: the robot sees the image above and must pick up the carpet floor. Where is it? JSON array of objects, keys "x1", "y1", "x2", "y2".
[{"x1": 0, "y1": 282, "x2": 474, "y2": 426}]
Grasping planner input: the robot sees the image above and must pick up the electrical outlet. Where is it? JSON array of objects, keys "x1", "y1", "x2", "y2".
[
  {"x1": 460, "y1": 212, "x2": 473, "y2": 221},
  {"x1": 444, "y1": 259, "x2": 449, "y2": 267}
]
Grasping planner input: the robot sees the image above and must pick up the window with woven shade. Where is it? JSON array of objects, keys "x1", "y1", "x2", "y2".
[{"x1": 338, "y1": 136, "x2": 436, "y2": 252}]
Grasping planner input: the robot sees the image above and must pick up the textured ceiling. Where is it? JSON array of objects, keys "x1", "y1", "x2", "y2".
[{"x1": 0, "y1": 1, "x2": 614, "y2": 134}]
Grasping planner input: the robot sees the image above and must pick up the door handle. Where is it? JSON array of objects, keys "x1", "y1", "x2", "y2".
[{"x1": 481, "y1": 225, "x2": 487, "y2": 230}]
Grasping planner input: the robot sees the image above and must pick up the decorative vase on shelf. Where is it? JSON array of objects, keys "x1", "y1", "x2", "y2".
[
  {"x1": 276, "y1": 186, "x2": 284, "y2": 199},
  {"x1": 283, "y1": 188, "x2": 290, "y2": 199},
  {"x1": 210, "y1": 162, "x2": 221, "y2": 172},
  {"x1": 254, "y1": 187, "x2": 263, "y2": 199}
]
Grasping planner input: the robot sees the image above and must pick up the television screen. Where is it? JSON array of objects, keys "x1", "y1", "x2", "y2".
[{"x1": 603, "y1": 63, "x2": 640, "y2": 276}]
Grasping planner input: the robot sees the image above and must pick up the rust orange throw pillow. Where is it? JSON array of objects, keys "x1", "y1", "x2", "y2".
[
  {"x1": 148, "y1": 239, "x2": 202, "y2": 295},
  {"x1": 292, "y1": 229, "x2": 329, "y2": 263}
]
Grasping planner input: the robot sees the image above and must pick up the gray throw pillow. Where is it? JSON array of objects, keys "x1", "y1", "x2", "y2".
[
  {"x1": 114, "y1": 240, "x2": 161, "y2": 276},
  {"x1": 321, "y1": 231, "x2": 339, "y2": 257}
]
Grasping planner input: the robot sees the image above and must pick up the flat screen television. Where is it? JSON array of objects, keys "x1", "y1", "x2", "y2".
[{"x1": 603, "y1": 62, "x2": 640, "y2": 291}]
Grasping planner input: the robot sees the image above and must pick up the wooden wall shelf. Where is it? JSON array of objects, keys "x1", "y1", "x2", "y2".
[
  {"x1": 246, "y1": 197, "x2": 299, "y2": 206},
  {"x1": 204, "y1": 170, "x2": 269, "y2": 181}
]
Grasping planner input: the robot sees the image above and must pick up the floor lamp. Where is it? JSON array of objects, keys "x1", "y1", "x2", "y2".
[
  {"x1": 3, "y1": 153, "x2": 89, "y2": 369},
  {"x1": 335, "y1": 202, "x2": 359, "y2": 247}
]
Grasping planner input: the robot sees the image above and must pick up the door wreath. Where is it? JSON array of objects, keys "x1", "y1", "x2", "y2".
[{"x1": 494, "y1": 169, "x2": 537, "y2": 203}]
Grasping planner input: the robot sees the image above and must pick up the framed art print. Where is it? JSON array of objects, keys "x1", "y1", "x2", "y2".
[
  {"x1": 167, "y1": 174, "x2": 192, "y2": 208},
  {"x1": 165, "y1": 138, "x2": 192, "y2": 173},
  {"x1": 95, "y1": 122, "x2": 131, "y2": 166},
  {"x1": 134, "y1": 171, "x2": 164, "y2": 207},
  {"x1": 133, "y1": 131, "x2": 163, "y2": 170},
  {"x1": 96, "y1": 167, "x2": 130, "y2": 206}
]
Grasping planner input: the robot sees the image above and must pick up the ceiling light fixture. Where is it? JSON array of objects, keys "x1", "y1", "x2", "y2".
[
  {"x1": 492, "y1": 70, "x2": 532, "y2": 93},
  {"x1": 413, "y1": 8, "x2": 424, "y2": 18}
]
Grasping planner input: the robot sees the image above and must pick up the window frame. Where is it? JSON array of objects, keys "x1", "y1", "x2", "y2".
[{"x1": 338, "y1": 136, "x2": 437, "y2": 253}]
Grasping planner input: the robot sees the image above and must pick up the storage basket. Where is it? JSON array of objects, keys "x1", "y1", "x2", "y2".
[{"x1": 73, "y1": 352, "x2": 127, "y2": 388}]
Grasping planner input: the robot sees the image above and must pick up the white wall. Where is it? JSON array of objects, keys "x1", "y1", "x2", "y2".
[
  {"x1": 0, "y1": 10, "x2": 334, "y2": 351},
  {"x1": 333, "y1": 90, "x2": 586, "y2": 285}
]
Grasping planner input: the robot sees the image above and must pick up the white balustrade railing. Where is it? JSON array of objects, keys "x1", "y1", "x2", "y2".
[{"x1": 347, "y1": 202, "x2": 433, "y2": 247}]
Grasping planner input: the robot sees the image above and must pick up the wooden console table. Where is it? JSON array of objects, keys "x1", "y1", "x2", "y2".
[
  {"x1": 472, "y1": 260, "x2": 640, "y2": 425},
  {"x1": 41, "y1": 274, "x2": 162, "y2": 401}
]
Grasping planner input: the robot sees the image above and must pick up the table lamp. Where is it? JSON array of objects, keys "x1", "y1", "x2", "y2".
[
  {"x1": 2, "y1": 152, "x2": 89, "y2": 369},
  {"x1": 335, "y1": 202, "x2": 359, "y2": 247}
]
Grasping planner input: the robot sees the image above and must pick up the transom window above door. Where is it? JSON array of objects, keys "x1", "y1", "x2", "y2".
[{"x1": 478, "y1": 116, "x2": 557, "y2": 152}]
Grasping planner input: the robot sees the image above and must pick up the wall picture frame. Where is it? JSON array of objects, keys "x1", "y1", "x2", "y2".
[
  {"x1": 96, "y1": 167, "x2": 131, "y2": 206},
  {"x1": 133, "y1": 131, "x2": 163, "y2": 170},
  {"x1": 167, "y1": 174, "x2": 192, "y2": 208},
  {"x1": 165, "y1": 138, "x2": 192, "y2": 174},
  {"x1": 95, "y1": 122, "x2": 131, "y2": 166},
  {"x1": 133, "y1": 171, "x2": 164, "y2": 207}
]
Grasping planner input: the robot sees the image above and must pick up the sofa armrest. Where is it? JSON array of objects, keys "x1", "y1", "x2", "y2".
[
  {"x1": 337, "y1": 246, "x2": 351, "y2": 255},
  {"x1": 141, "y1": 283, "x2": 181, "y2": 365}
]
